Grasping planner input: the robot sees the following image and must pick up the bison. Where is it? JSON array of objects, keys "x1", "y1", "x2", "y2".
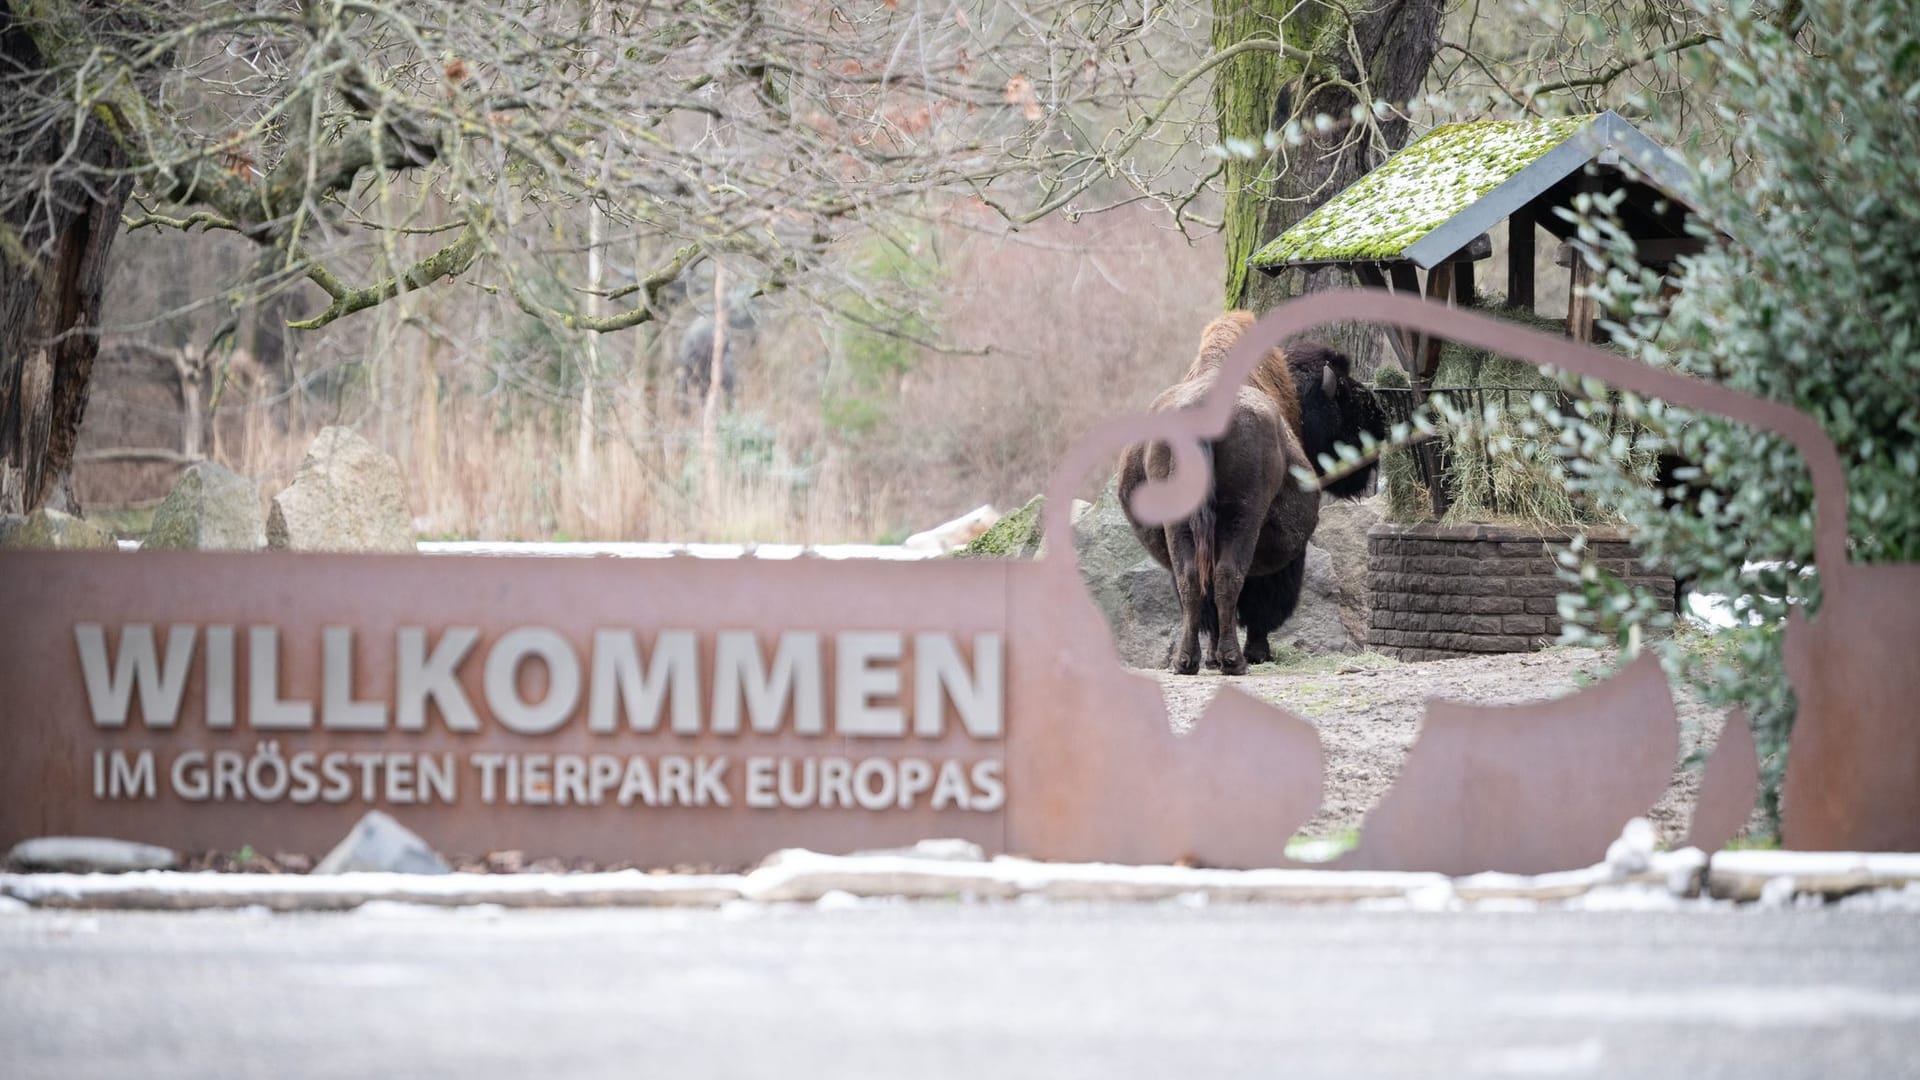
[{"x1": 1119, "y1": 311, "x2": 1385, "y2": 675}]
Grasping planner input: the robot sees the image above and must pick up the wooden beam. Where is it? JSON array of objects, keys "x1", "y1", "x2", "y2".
[
  {"x1": 1508, "y1": 208, "x2": 1535, "y2": 311},
  {"x1": 1554, "y1": 236, "x2": 1708, "y2": 268}
]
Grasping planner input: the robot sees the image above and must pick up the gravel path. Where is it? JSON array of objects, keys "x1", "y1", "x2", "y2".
[{"x1": 1148, "y1": 647, "x2": 1732, "y2": 846}]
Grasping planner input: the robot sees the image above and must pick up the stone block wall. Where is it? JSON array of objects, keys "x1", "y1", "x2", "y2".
[{"x1": 1366, "y1": 522, "x2": 1676, "y2": 661}]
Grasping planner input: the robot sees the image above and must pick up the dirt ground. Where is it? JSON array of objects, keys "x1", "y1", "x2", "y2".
[{"x1": 1148, "y1": 646, "x2": 1732, "y2": 848}]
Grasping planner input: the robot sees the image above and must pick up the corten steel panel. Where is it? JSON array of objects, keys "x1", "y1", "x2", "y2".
[
  {"x1": 3, "y1": 289, "x2": 1914, "y2": 869},
  {"x1": 0, "y1": 547, "x2": 1328, "y2": 867},
  {"x1": 1335, "y1": 653, "x2": 1678, "y2": 876},
  {"x1": 1688, "y1": 708, "x2": 1760, "y2": 854},
  {"x1": 1780, "y1": 564, "x2": 1920, "y2": 850},
  {"x1": 0, "y1": 554, "x2": 1013, "y2": 864}
]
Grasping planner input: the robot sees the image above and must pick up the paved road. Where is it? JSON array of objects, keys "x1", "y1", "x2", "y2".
[{"x1": 4, "y1": 902, "x2": 1917, "y2": 1078}]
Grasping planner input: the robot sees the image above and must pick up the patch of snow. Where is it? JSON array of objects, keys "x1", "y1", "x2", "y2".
[{"x1": 814, "y1": 890, "x2": 864, "y2": 911}]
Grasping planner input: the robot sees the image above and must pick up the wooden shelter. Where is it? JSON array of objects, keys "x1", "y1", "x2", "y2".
[{"x1": 1250, "y1": 111, "x2": 1707, "y2": 386}]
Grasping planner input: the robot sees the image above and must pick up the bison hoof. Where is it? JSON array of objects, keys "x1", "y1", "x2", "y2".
[
  {"x1": 1219, "y1": 653, "x2": 1249, "y2": 676},
  {"x1": 1170, "y1": 652, "x2": 1201, "y2": 676},
  {"x1": 1245, "y1": 638, "x2": 1272, "y2": 665}
]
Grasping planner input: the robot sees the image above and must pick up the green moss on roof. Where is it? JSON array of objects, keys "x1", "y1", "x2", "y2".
[{"x1": 1251, "y1": 115, "x2": 1596, "y2": 267}]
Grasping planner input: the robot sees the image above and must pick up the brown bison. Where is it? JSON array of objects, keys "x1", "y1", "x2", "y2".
[{"x1": 1119, "y1": 311, "x2": 1385, "y2": 674}]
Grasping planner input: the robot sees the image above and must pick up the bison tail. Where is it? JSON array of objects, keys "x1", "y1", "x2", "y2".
[{"x1": 1191, "y1": 440, "x2": 1217, "y2": 620}]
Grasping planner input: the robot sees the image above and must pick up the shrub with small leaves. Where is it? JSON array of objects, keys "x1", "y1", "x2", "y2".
[{"x1": 1547, "y1": 0, "x2": 1920, "y2": 833}]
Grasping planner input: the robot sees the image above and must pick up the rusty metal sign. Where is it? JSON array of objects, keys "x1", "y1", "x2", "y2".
[{"x1": 1, "y1": 289, "x2": 1912, "y2": 871}]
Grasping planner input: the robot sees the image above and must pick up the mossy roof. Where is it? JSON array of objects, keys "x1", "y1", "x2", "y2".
[{"x1": 1250, "y1": 112, "x2": 1688, "y2": 269}]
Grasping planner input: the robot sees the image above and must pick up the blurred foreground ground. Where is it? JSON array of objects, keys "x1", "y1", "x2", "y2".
[{"x1": 4, "y1": 903, "x2": 1917, "y2": 1078}]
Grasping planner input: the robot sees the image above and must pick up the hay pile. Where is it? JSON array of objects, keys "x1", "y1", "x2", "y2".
[{"x1": 1373, "y1": 300, "x2": 1655, "y2": 527}]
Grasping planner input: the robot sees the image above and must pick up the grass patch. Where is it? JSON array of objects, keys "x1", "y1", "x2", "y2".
[
  {"x1": 1374, "y1": 299, "x2": 1655, "y2": 528},
  {"x1": 1284, "y1": 828, "x2": 1360, "y2": 863},
  {"x1": 1247, "y1": 646, "x2": 1400, "y2": 675},
  {"x1": 88, "y1": 505, "x2": 156, "y2": 540}
]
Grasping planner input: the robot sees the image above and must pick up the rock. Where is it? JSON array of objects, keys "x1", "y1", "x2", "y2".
[
  {"x1": 275, "y1": 852, "x2": 314, "y2": 874},
  {"x1": 7, "y1": 836, "x2": 176, "y2": 873},
  {"x1": 1314, "y1": 493, "x2": 1384, "y2": 646},
  {"x1": 904, "y1": 504, "x2": 998, "y2": 553},
  {"x1": 1604, "y1": 817, "x2": 1659, "y2": 878},
  {"x1": 267, "y1": 426, "x2": 414, "y2": 553},
  {"x1": 0, "y1": 508, "x2": 115, "y2": 550},
  {"x1": 143, "y1": 461, "x2": 265, "y2": 550},
  {"x1": 313, "y1": 810, "x2": 450, "y2": 875},
  {"x1": 1283, "y1": 544, "x2": 1357, "y2": 655},
  {"x1": 1072, "y1": 481, "x2": 1182, "y2": 667},
  {"x1": 1069, "y1": 481, "x2": 1356, "y2": 666}
]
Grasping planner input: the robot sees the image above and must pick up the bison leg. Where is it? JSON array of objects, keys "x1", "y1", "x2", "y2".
[
  {"x1": 1208, "y1": 510, "x2": 1265, "y2": 676},
  {"x1": 1239, "y1": 556, "x2": 1308, "y2": 665},
  {"x1": 1211, "y1": 563, "x2": 1250, "y2": 675},
  {"x1": 1166, "y1": 527, "x2": 1207, "y2": 676}
]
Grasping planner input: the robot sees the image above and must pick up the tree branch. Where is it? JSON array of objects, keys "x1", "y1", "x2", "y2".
[
  {"x1": 1530, "y1": 31, "x2": 1717, "y2": 96},
  {"x1": 502, "y1": 244, "x2": 701, "y2": 333},
  {"x1": 982, "y1": 36, "x2": 1332, "y2": 227},
  {"x1": 291, "y1": 225, "x2": 484, "y2": 330}
]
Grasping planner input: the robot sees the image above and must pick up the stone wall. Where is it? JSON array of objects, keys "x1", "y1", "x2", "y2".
[{"x1": 1366, "y1": 522, "x2": 1676, "y2": 661}]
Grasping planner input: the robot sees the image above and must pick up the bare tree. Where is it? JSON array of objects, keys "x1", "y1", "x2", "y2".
[
  {"x1": 2, "y1": 0, "x2": 1239, "y2": 513},
  {"x1": 1212, "y1": 0, "x2": 1445, "y2": 318},
  {"x1": 2, "y1": 0, "x2": 1796, "y2": 519}
]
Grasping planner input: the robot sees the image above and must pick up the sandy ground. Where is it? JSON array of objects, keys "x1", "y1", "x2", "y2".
[{"x1": 1148, "y1": 647, "x2": 1731, "y2": 846}]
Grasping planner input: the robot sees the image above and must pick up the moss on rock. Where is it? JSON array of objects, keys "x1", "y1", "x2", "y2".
[
  {"x1": 955, "y1": 494, "x2": 1044, "y2": 558},
  {"x1": 0, "y1": 508, "x2": 115, "y2": 550}
]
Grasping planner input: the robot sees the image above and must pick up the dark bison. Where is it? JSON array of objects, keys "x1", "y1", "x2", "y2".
[
  {"x1": 1119, "y1": 311, "x2": 1385, "y2": 675},
  {"x1": 674, "y1": 306, "x2": 755, "y2": 415}
]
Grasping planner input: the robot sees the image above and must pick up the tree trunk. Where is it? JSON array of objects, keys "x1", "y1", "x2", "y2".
[
  {"x1": 0, "y1": 8, "x2": 133, "y2": 515},
  {"x1": 1212, "y1": 0, "x2": 1443, "y2": 369}
]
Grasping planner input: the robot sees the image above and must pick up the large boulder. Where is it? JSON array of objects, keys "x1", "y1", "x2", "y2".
[
  {"x1": 144, "y1": 461, "x2": 264, "y2": 551},
  {"x1": 1071, "y1": 483, "x2": 1182, "y2": 667},
  {"x1": 268, "y1": 426, "x2": 414, "y2": 553},
  {"x1": 1314, "y1": 493, "x2": 1384, "y2": 647},
  {"x1": 1284, "y1": 543, "x2": 1356, "y2": 655},
  {"x1": 0, "y1": 508, "x2": 115, "y2": 550}
]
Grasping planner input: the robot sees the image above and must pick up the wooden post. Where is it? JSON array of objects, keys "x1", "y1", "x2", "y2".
[
  {"x1": 1418, "y1": 263, "x2": 1453, "y2": 384},
  {"x1": 1390, "y1": 262, "x2": 1422, "y2": 373},
  {"x1": 1567, "y1": 258, "x2": 1598, "y2": 343},
  {"x1": 1356, "y1": 263, "x2": 1418, "y2": 372},
  {"x1": 1417, "y1": 263, "x2": 1455, "y2": 520},
  {"x1": 1453, "y1": 259, "x2": 1475, "y2": 307},
  {"x1": 1507, "y1": 208, "x2": 1535, "y2": 311}
]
